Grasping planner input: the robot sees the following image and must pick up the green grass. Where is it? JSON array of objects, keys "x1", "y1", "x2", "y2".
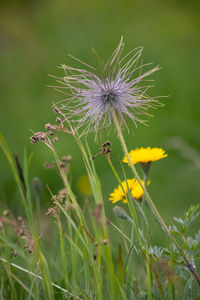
[{"x1": 0, "y1": 129, "x2": 200, "y2": 299}]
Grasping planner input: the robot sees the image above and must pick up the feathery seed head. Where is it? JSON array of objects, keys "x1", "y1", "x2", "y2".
[{"x1": 54, "y1": 37, "x2": 161, "y2": 136}]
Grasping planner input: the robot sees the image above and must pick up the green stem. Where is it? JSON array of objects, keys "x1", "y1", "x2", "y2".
[
  {"x1": 112, "y1": 110, "x2": 200, "y2": 286},
  {"x1": 0, "y1": 257, "x2": 81, "y2": 299},
  {"x1": 168, "y1": 239, "x2": 175, "y2": 300},
  {"x1": 146, "y1": 230, "x2": 152, "y2": 300}
]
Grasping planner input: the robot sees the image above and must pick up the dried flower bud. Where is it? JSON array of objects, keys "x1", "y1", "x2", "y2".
[
  {"x1": 54, "y1": 106, "x2": 61, "y2": 114},
  {"x1": 31, "y1": 132, "x2": 46, "y2": 144},
  {"x1": 46, "y1": 207, "x2": 56, "y2": 216},
  {"x1": 3, "y1": 210, "x2": 10, "y2": 217},
  {"x1": 44, "y1": 163, "x2": 52, "y2": 169},
  {"x1": 102, "y1": 239, "x2": 108, "y2": 245},
  {"x1": 45, "y1": 123, "x2": 51, "y2": 130},
  {"x1": 31, "y1": 136, "x2": 39, "y2": 144},
  {"x1": 66, "y1": 155, "x2": 72, "y2": 162},
  {"x1": 106, "y1": 148, "x2": 111, "y2": 154},
  {"x1": 13, "y1": 250, "x2": 18, "y2": 257},
  {"x1": 56, "y1": 117, "x2": 62, "y2": 123},
  {"x1": 102, "y1": 141, "x2": 111, "y2": 147}
]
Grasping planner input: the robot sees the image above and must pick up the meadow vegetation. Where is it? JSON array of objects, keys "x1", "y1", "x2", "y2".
[{"x1": 0, "y1": 1, "x2": 200, "y2": 299}]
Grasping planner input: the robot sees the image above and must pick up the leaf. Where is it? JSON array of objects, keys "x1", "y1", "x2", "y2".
[
  {"x1": 173, "y1": 217, "x2": 184, "y2": 224},
  {"x1": 0, "y1": 132, "x2": 29, "y2": 218},
  {"x1": 149, "y1": 246, "x2": 163, "y2": 258},
  {"x1": 117, "y1": 244, "x2": 124, "y2": 286}
]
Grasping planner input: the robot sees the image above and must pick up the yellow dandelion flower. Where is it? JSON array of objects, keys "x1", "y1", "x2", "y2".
[
  {"x1": 130, "y1": 179, "x2": 150, "y2": 200},
  {"x1": 123, "y1": 147, "x2": 167, "y2": 165},
  {"x1": 109, "y1": 179, "x2": 150, "y2": 203},
  {"x1": 109, "y1": 179, "x2": 133, "y2": 204},
  {"x1": 77, "y1": 174, "x2": 92, "y2": 196}
]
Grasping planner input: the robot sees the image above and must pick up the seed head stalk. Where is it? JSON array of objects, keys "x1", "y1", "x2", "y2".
[{"x1": 111, "y1": 109, "x2": 200, "y2": 286}]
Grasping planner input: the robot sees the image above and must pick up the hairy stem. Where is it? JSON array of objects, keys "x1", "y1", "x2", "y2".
[{"x1": 112, "y1": 110, "x2": 200, "y2": 286}]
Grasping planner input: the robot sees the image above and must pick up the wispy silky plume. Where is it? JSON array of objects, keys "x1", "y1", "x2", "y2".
[{"x1": 53, "y1": 37, "x2": 161, "y2": 136}]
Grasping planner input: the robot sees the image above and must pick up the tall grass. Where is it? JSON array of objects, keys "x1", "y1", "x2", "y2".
[{"x1": 0, "y1": 129, "x2": 200, "y2": 299}]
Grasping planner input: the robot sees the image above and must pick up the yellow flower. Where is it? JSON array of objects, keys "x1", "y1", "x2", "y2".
[
  {"x1": 77, "y1": 174, "x2": 92, "y2": 196},
  {"x1": 131, "y1": 179, "x2": 150, "y2": 200},
  {"x1": 109, "y1": 178, "x2": 149, "y2": 203},
  {"x1": 123, "y1": 147, "x2": 167, "y2": 165}
]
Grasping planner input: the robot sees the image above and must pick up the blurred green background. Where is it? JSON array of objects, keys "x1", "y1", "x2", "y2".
[{"x1": 0, "y1": 0, "x2": 200, "y2": 224}]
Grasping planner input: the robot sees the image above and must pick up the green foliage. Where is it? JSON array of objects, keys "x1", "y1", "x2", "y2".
[
  {"x1": 0, "y1": 131, "x2": 200, "y2": 299},
  {"x1": 1, "y1": 0, "x2": 200, "y2": 219}
]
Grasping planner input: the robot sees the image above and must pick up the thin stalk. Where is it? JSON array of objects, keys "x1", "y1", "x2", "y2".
[
  {"x1": 112, "y1": 110, "x2": 200, "y2": 286},
  {"x1": 146, "y1": 227, "x2": 152, "y2": 300},
  {"x1": 2, "y1": 266, "x2": 34, "y2": 298},
  {"x1": 34, "y1": 238, "x2": 53, "y2": 299},
  {"x1": 168, "y1": 239, "x2": 175, "y2": 300},
  {"x1": 57, "y1": 212, "x2": 68, "y2": 288},
  {"x1": 0, "y1": 257, "x2": 82, "y2": 300},
  {"x1": 106, "y1": 155, "x2": 142, "y2": 246},
  {"x1": 0, "y1": 235, "x2": 17, "y2": 300},
  {"x1": 0, "y1": 133, "x2": 30, "y2": 223}
]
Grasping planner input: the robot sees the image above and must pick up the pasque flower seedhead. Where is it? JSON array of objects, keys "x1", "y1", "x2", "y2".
[{"x1": 54, "y1": 37, "x2": 161, "y2": 136}]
